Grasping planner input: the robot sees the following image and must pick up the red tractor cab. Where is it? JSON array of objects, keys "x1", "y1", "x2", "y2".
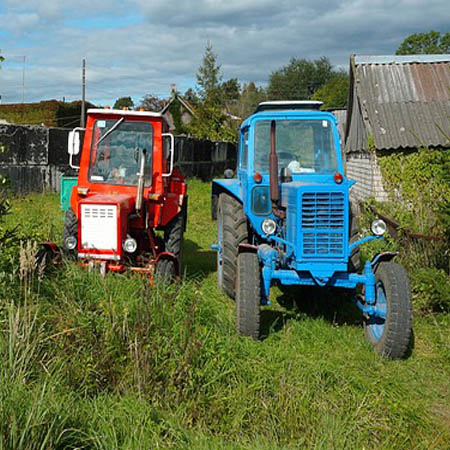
[{"x1": 59, "y1": 108, "x2": 187, "y2": 278}]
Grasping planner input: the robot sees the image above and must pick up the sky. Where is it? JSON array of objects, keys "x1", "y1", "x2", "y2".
[{"x1": 0, "y1": 0, "x2": 449, "y2": 107}]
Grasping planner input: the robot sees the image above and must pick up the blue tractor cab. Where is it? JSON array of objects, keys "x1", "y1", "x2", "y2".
[{"x1": 212, "y1": 101, "x2": 412, "y2": 359}]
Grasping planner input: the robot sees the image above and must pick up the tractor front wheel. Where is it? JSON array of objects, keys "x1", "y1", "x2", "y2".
[
  {"x1": 217, "y1": 194, "x2": 248, "y2": 299},
  {"x1": 62, "y1": 207, "x2": 78, "y2": 258},
  {"x1": 236, "y1": 251, "x2": 261, "y2": 339},
  {"x1": 364, "y1": 261, "x2": 413, "y2": 359}
]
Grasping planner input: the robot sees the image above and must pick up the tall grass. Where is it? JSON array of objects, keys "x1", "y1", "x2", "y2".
[{"x1": 0, "y1": 179, "x2": 449, "y2": 449}]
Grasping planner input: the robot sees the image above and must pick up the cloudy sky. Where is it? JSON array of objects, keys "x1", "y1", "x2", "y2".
[{"x1": 0, "y1": 0, "x2": 448, "y2": 107}]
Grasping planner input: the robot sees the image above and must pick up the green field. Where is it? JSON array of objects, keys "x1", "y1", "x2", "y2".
[{"x1": 0, "y1": 179, "x2": 449, "y2": 449}]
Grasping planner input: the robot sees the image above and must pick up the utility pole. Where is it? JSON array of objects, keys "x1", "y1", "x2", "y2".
[
  {"x1": 81, "y1": 58, "x2": 86, "y2": 128},
  {"x1": 22, "y1": 56, "x2": 26, "y2": 104}
]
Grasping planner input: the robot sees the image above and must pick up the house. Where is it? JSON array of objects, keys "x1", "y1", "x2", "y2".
[
  {"x1": 160, "y1": 89, "x2": 196, "y2": 135},
  {"x1": 344, "y1": 54, "x2": 450, "y2": 203}
]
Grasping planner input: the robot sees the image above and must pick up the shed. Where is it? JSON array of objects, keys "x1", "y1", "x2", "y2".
[{"x1": 344, "y1": 54, "x2": 450, "y2": 202}]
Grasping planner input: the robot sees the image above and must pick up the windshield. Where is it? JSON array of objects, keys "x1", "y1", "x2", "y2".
[
  {"x1": 254, "y1": 119, "x2": 337, "y2": 174},
  {"x1": 89, "y1": 119, "x2": 153, "y2": 186}
]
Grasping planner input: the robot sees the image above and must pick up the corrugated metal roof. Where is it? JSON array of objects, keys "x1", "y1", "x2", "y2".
[{"x1": 345, "y1": 54, "x2": 450, "y2": 152}]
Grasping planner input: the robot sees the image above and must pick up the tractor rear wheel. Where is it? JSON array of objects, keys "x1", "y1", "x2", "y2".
[
  {"x1": 163, "y1": 210, "x2": 185, "y2": 270},
  {"x1": 62, "y1": 207, "x2": 78, "y2": 258},
  {"x1": 217, "y1": 194, "x2": 248, "y2": 299},
  {"x1": 236, "y1": 251, "x2": 261, "y2": 339},
  {"x1": 364, "y1": 261, "x2": 413, "y2": 359}
]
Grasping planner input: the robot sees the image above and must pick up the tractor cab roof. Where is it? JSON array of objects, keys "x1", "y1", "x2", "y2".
[
  {"x1": 87, "y1": 108, "x2": 163, "y2": 119},
  {"x1": 242, "y1": 101, "x2": 334, "y2": 130},
  {"x1": 255, "y1": 101, "x2": 323, "y2": 113}
]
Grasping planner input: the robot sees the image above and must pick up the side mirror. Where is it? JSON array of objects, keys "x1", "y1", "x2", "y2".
[
  {"x1": 68, "y1": 130, "x2": 81, "y2": 156},
  {"x1": 68, "y1": 127, "x2": 84, "y2": 169},
  {"x1": 224, "y1": 169, "x2": 234, "y2": 179},
  {"x1": 162, "y1": 133, "x2": 175, "y2": 178}
]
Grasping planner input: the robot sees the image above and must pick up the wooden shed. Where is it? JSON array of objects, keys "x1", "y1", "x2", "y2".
[{"x1": 344, "y1": 54, "x2": 450, "y2": 202}]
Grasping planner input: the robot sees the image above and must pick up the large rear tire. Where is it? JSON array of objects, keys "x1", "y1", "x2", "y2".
[
  {"x1": 236, "y1": 252, "x2": 261, "y2": 339},
  {"x1": 163, "y1": 210, "x2": 185, "y2": 269},
  {"x1": 364, "y1": 261, "x2": 413, "y2": 359},
  {"x1": 217, "y1": 194, "x2": 248, "y2": 299}
]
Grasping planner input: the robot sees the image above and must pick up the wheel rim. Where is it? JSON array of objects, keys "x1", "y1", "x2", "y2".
[
  {"x1": 217, "y1": 211, "x2": 223, "y2": 286},
  {"x1": 367, "y1": 281, "x2": 387, "y2": 342}
]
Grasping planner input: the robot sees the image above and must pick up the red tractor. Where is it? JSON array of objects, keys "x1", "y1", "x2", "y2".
[{"x1": 55, "y1": 107, "x2": 187, "y2": 278}]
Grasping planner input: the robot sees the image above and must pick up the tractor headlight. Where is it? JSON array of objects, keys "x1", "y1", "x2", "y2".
[
  {"x1": 123, "y1": 236, "x2": 137, "y2": 253},
  {"x1": 371, "y1": 219, "x2": 387, "y2": 236},
  {"x1": 64, "y1": 236, "x2": 77, "y2": 250},
  {"x1": 262, "y1": 218, "x2": 276, "y2": 235}
]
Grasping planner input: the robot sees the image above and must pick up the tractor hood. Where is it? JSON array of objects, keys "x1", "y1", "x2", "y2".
[{"x1": 77, "y1": 193, "x2": 136, "y2": 260}]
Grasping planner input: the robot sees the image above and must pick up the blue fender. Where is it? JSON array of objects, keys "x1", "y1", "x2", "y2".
[{"x1": 211, "y1": 178, "x2": 242, "y2": 220}]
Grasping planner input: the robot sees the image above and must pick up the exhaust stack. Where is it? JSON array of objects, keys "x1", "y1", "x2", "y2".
[
  {"x1": 136, "y1": 149, "x2": 146, "y2": 215},
  {"x1": 269, "y1": 120, "x2": 285, "y2": 218}
]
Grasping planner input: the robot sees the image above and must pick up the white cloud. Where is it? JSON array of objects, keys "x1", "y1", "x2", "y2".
[{"x1": 0, "y1": 0, "x2": 448, "y2": 105}]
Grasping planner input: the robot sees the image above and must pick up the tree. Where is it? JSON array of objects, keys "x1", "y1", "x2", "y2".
[
  {"x1": 230, "y1": 82, "x2": 267, "y2": 119},
  {"x1": 0, "y1": 51, "x2": 4, "y2": 66},
  {"x1": 196, "y1": 41, "x2": 222, "y2": 102},
  {"x1": 183, "y1": 88, "x2": 199, "y2": 104},
  {"x1": 138, "y1": 94, "x2": 165, "y2": 112},
  {"x1": 312, "y1": 71, "x2": 349, "y2": 108},
  {"x1": 113, "y1": 96, "x2": 134, "y2": 110},
  {"x1": 396, "y1": 31, "x2": 450, "y2": 55},
  {"x1": 267, "y1": 57, "x2": 334, "y2": 100},
  {"x1": 187, "y1": 42, "x2": 237, "y2": 141},
  {"x1": 220, "y1": 78, "x2": 240, "y2": 104}
]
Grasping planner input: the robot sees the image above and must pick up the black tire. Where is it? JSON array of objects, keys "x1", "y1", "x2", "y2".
[
  {"x1": 364, "y1": 261, "x2": 413, "y2": 359},
  {"x1": 62, "y1": 207, "x2": 78, "y2": 258},
  {"x1": 218, "y1": 194, "x2": 248, "y2": 299},
  {"x1": 349, "y1": 204, "x2": 360, "y2": 272},
  {"x1": 236, "y1": 252, "x2": 261, "y2": 339},
  {"x1": 155, "y1": 258, "x2": 176, "y2": 282},
  {"x1": 163, "y1": 210, "x2": 185, "y2": 268}
]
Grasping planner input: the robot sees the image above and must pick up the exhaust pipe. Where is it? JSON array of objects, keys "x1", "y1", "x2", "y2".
[
  {"x1": 136, "y1": 149, "x2": 146, "y2": 215},
  {"x1": 269, "y1": 121, "x2": 285, "y2": 218}
]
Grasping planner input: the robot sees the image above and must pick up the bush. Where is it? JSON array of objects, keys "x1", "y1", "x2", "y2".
[{"x1": 411, "y1": 268, "x2": 450, "y2": 313}]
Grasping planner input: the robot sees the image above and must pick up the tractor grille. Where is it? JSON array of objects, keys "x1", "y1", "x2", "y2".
[
  {"x1": 301, "y1": 192, "x2": 345, "y2": 256},
  {"x1": 80, "y1": 204, "x2": 118, "y2": 250}
]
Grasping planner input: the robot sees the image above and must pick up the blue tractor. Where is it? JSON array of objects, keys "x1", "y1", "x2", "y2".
[{"x1": 212, "y1": 101, "x2": 412, "y2": 359}]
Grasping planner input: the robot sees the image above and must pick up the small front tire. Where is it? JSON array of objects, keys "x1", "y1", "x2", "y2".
[
  {"x1": 236, "y1": 252, "x2": 261, "y2": 339},
  {"x1": 364, "y1": 261, "x2": 413, "y2": 359}
]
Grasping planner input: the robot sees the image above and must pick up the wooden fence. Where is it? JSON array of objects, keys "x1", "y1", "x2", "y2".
[{"x1": 0, "y1": 124, "x2": 236, "y2": 194}]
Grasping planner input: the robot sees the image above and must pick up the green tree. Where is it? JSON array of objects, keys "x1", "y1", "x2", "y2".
[
  {"x1": 220, "y1": 78, "x2": 240, "y2": 104},
  {"x1": 267, "y1": 57, "x2": 334, "y2": 100},
  {"x1": 183, "y1": 88, "x2": 199, "y2": 104},
  {"x1": 396, "y1": 31, "x2": 450, "y2": 55},
  {"x1": 0, "y1": 51, "x2": 4, "y2": 66},
  {"x1": 113, "y1": 96, "x2": 134, "y2": 110},
  {"x1": 312, "y1": 71, "x2": 349, "y2": 108},
  {"x1": 196, "y1": 41, "x2": 222, "y2": 102},
  {"x1": 231, "y1": 81, "x2": 267, "y2": 119},
  {"x1": 138, "y1": 94, "x2": 165, "y2": 112},
  {"x1": 187, "y1": 42, "x2": 237, "y2": 141}
]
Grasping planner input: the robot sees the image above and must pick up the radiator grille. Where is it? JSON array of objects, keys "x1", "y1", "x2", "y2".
[
  {"x1": 301, "y1": 192, "x2": 345, "y2": 256},
  {"x1": 81, "y1": 204, "x2": 118, "y2": 250}
]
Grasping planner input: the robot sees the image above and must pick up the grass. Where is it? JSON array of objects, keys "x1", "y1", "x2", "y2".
[{"x1": 0, "y1": 179, "x2": 449, "y2": 449}]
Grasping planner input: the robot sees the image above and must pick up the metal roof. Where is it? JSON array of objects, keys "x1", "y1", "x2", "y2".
[{"x1": 345, "y1": 54, "x2": 450, "y2": 152}]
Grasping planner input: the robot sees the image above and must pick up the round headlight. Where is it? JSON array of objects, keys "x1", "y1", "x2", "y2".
[
  {"x1": 371, "y1": 219, "x2": 387, "y2": 236},
  {"x1": 64, "y1": 236, "x2": 77, "y2": 250},
  {"x1": 262, "y1": 218, "x2": 276, "y2": 235},
  {"x1": 123, "y1": 237, "x2": 137, "y2": 253}
]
